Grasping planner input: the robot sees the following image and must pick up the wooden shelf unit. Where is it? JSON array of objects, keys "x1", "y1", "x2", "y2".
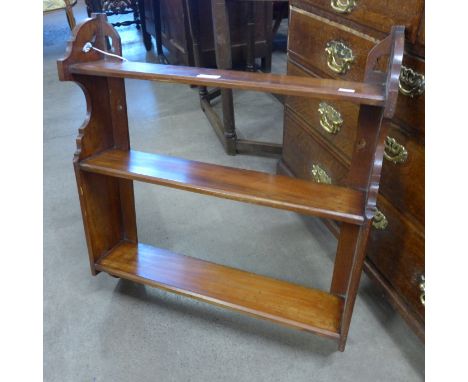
[{"x1": 58, "y1": 14, "x2": 404, "y2": 351}]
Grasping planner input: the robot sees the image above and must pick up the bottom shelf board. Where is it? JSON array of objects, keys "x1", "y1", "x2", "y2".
[{"x1": 95, "y1": 241, "x2": 343, "y2": 339}]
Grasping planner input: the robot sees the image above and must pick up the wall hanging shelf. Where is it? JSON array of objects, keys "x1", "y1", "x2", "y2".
[{"x1": 58, "y1": 14, "x2": 404, "y2": 351}]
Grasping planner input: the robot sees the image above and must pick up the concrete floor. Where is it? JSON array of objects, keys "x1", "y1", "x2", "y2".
[{"x1": 44, "y1": 2, "x2": 424, "y2": 381}]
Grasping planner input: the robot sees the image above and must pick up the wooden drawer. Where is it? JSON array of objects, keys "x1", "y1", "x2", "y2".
[
  {"x1": 283, "y1": 110, "x2": 348, "y2": 183},
  {"x1": 289, "y1": 6, "x2": 376, "y2": 81},
  {"x1": 380, "y1": 124, "x2": 425, "y2": 224},
  {"x1": 394, "y1": 54, "x2": 425, "y2": 134},
  {"x1": 286, "y1": 61, "x2": 424, "y2": 224},
  {"x1": 283, "y1": 0, "x2": 425, "y2": 339},
  {"x1": 296, "y1": 0, "x2": 424, "y2": 43},
  {"x1": 288, "y1": 7, "x2": 424, "y2": 134},
  {"x1": 367, "y1": 195, "x2": 425, "y2": 320},
  {"x1": 286, "y1": 60, "x2": 359, "y2": 162},
  {"x1": 417, "y1": 13, "x2": 425, "y2": 48}
]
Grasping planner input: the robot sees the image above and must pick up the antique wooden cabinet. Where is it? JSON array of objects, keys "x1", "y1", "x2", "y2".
[
  {"x1": 278, "y1": 0, "x2": 425, "y2": 339},
  {"x1": 143, "y1": 0, "x2": 274, "y2": 68}
]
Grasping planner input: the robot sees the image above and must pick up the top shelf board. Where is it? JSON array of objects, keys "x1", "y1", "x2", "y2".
[{"x1": 69, "y1": 60, "x2": 386, "y2": 105}]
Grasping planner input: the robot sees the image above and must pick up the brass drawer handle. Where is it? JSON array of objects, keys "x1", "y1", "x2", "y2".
[
  {"x1": 311, "y1": 164, "x2": 332, "y2": 184},
  {"x1": 325, "y1": 40, "x2": 355, "y2": 75},
  {"x1": 318, "y1": 102, "x2": 343, "y2": 134},
  {"x1": 372, "y1": 208, "x2": 388, "y2": 230},
  {"x1": 399, "y1": 65, "x2": 425, "y2": 98},
  {"x1": 419, "y1": 275, "x2": 425, "y2": 306},
  {"x1": 384, "y1": 136, "x2": 408, "y2": 164},
  {"x1": 330, "y1": 0, "x2": 357, "y2": 14}
]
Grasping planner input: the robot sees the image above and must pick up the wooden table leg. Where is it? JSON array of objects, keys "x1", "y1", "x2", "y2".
[
  {"x1": 64, "y1": 0, "x2": 76, "y2": 30},
  {"x1": 154, "y1": 0, "x2": 163, "y2": 57},
  {"x1": 261, "y1": 2, "x2": 273, "y2": 73},
  {"x1": 210, "y1": 0, "x2": 237, "y2": 155},
  {"x1": 138, "y1": 0, "x2": 152, "y2": 50},
  {"x1": 245, "y1": 1, "x2": 256, "y2": 72},
  {"x1": 201, "y1": 0, "x2": 282, "y2": 157}
]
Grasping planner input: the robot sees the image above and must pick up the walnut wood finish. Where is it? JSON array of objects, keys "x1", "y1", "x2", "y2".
[
  {"x1": 394, "y1": 54, "x2": 425, "y2": 133},
  {"x1": 70, "y1": 60, "x2": 387, "y2": 105},
  {"x1": 142, "y1": 0, "x2": 273, "y2": 67},
  {"x1": 96, "y1": 241, "x2": 344, "y2": 338},
  {"x1": 305, "y1": 0, "x2": 423, "y2": 43},
  {"x1": 80, "y1": 149, "x2": 366, "y2": 224},
  {"x1": 279, "y1": 0, "x2": 425, "y2": 340},
  {"x1": 58, "y1": 15, "x2": 138, "y2": 275},
  {"x1": 368, "y1": 195, "x2": 425, "y2": 320},
  {"x1": 288, "y1": 8, "x2": 377, "y2": 82},
  {"x1": 58, "y1": 15, "x2": 404, "y2": 351},
  {"x1": 195, "y1": 0, "x2": 287, "y2": 156}
]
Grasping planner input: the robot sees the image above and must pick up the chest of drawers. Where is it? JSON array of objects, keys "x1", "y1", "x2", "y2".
[{"x1": 278, "y1": 0, "x2": 425, "y2": 339}]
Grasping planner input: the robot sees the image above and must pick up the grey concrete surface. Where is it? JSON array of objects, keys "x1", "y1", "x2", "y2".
[{"x1": 44, "y1": 2, "x2": 424, "y2": 381}]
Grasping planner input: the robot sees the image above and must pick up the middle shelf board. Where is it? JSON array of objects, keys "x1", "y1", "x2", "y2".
[{"x1": 80, "y1": 149, "x2": 365, "y2": 224}]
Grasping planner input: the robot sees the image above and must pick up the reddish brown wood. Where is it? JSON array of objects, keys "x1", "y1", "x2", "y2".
[
  {"x1": 69, "y1": 60, "x2": 387, "y2": 105},
  {"x1": 394, "y1": 54, "x2": 425, "y2": 133},
  {"x1": 58, "y1": 16, "x2": 138, "y2": 274},
  {"x1": 287, "y1": 7, "x2": 378, "y2": 82},
  {"x1": 330, "y1": 223, "x2": 361, "y2": 296},
  {"x1": 58, "y1": 15, "x2": 405, "y2": 351},
  {"x1": 144, "y1": 0, "x2": 274, "y2": 67},
  {"x1": 198, "y1": 0, "x2": 281, "y2": 156},
  {"x1": 285, "y1": 61, "x2": 359, "y2": 163},
  {"x1": 297, "y1": 0, "x2": 424, "y2": 43},
  {"x1": 281, "y1": 0, "x2": 425, "y2": 342},
  {"x1": 366, "y1": 195, "x2": 425, "y2": 321},
  {"x1": 96, "y1": 241, "x2": 344, "y2": 338},
  {"x1": 57, "y1": 13, "x2": 122, "y2": 81},
  {"x1": 80, "y1": 149, "x2": 366, "y2": 224},
  {"x1": 364, "y1": 258, "x2": 425, "y2": 341},
  {"x1": 379, "y1": 123, "x2": 425, "y2": 225},
  {"x1": 337, "y1": 222, "x2": 372, "y2": 350}
]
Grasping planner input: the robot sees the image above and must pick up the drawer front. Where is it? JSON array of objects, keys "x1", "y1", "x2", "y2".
[
  {"x1": 417, "y1": 12, "x2": 425, "y2": 48},
  {"x1": 286, "y1": 63, "x2": 424, "y2": 224},
  {"x1": 367, "y1": 195, "x2": 425, "y2": 319},
  {"x1": 289, "y1": 6, "x2": 376, "y2": 81},
  {"x1": 286, "y1": 60, "x2": 359, "y2": 162},
  {"x1": 394, "y1": 55, "x2": 425, "y2": 134},
  {"x1": 380, "y1": 124, "x2": 425, "y2": 224},
  {"x1": 289, "y1": 5, "x2": 425, "y2": 134},
  {"x1": 298, "y1": 0, "x2": 424, "y2": 43},
  {"x1": 283, "y1": 110, "x2": 349, "y2": 183}
]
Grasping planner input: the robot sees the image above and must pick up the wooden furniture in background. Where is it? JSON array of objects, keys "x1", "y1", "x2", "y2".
[
  {"x1": 58, "y1": 14, "x2": 404, "y2": 351},
  {"x1": 278, "y1": 0, "x2": 425, "y2": 339},
  {"x1": 86, "y1": 0, "x2": 154, "y2": 51},
  {"x1": 195, "y1": 0, "x2": 287, "y2": 157},
  {"x1": 142, "y1": 0, "x2": 274, "y2": 67},
  {"x1": 142, "y1": 0, "x2": 287, "y2": 156},
  {"x1": 43, "y1": 0, "x2": 77, "y2": 30},
  {"x1": 85, "y1": 0, "x2": 142, "y2": 28}
]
